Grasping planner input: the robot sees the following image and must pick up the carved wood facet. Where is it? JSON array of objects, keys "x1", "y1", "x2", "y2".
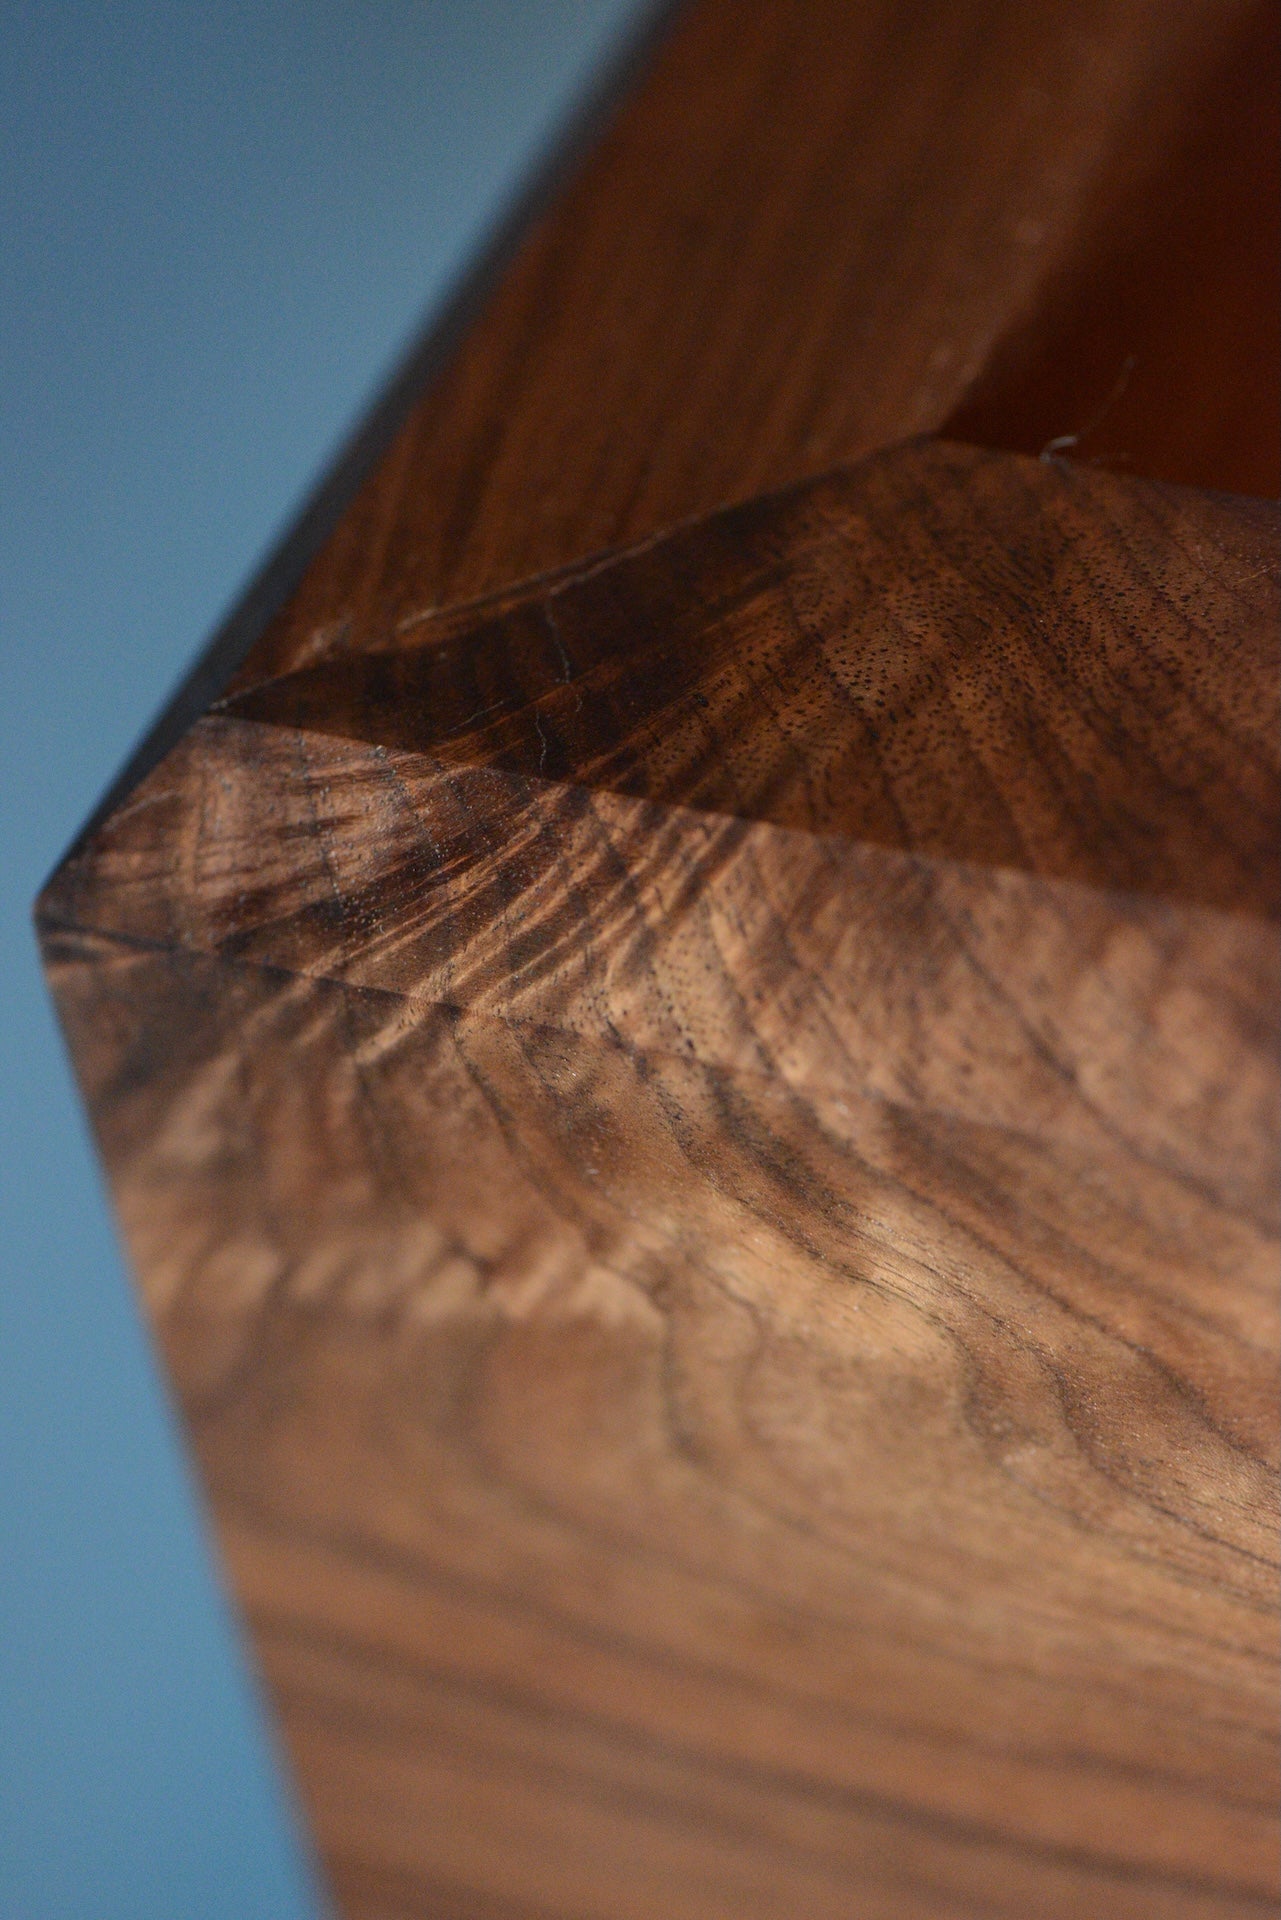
[{"x1": 38, "y1": 2, "x2": 1280, "y2": 1916}]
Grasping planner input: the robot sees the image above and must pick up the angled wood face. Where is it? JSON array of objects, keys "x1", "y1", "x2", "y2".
[
  {"x1": 221, "y1": 443, "x2": 1279, "y2": 917},
  {"x1": 944, "y1": 0, "x2": 1281, "y2": 495},
  {"x1": 220, "y1": 0, "x2": 1276, "y2": 698},
  {"x1": 37, "y1": 1, "x2": 1281, "y2": 1916},
  {"x1": 41, "y1": 442, "x2": 1280, "y2": 1918}
]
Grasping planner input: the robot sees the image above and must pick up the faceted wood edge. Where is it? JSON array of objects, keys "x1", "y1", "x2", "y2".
[
  {"x1": 37, "y1": 439, "x2": 1281, "y2": 1919},
  {"x1": 60, "y1": 0, "x2": 1276, "y2": 878},
  {"x1": 215, "y1": 440, "x2": 1279, "y2": 918},
  {"x1": 219, "y1": 0, "x2": 1276, "y2": 702},
  {"x1": 55, "y1": 0, "x2": 686, "y2": 865}
]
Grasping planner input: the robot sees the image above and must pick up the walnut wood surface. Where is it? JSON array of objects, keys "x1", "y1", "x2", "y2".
[
  {"x1": 944, "y1": 0, "x2": 1280, "y2": 495},
  {"x1": 41, "y1": 442, "x2": 1280, "y2": 1917},
  {"x1": 38, "y1": 1, "x2": 1280, "y2": 1916},
  {"x1": 222, "y1": 0, "x2": 1277, "y2": 699},
  {"x1": 222, "y1": 442, "x2": 1278, "y2": 919}
]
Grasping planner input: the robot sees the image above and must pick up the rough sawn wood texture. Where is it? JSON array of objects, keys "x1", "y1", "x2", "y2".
[{"x1": 37, "y1": 2, "x2": 1280, "y2": 1917}]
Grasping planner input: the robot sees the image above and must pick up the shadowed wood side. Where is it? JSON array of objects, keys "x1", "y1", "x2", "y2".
[
  {"x1": 34, "y1": 0, "x2": 1281, "y2": 1911},
  {"x1": 944, "y1": 1, "x2": 1280, "y2": 494},
  {"x1": 219, "y1": 0, "x2": 1272, "y2": 698},
  {"x1": 218, "y1": 442, "x2": 1279, "y2": 917},
  {"x1": 38, "y1": 443, "x2": 1280, "y2": 1919}
]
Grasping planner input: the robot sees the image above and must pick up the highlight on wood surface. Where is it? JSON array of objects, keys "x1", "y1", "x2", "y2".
[{"x1": 37, "y1": 2, "x2": 1280, "y2": 1917}]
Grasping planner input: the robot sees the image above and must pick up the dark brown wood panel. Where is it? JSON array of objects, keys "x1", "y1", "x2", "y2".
[
  {"x1": 945, "y1": 2, "x2": 1281, "y2": 495},
  {"x1": 39, "y1": 921, "x2": 1279, "y2": 1918},
  {"x1": 225, "y1": 0, "x2": 1271, "y2": 696}
]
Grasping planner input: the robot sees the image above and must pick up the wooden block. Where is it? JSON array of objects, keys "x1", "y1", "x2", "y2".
[{"x1": 38, "y1": 2, "x2": 1279, "y2": 1916}]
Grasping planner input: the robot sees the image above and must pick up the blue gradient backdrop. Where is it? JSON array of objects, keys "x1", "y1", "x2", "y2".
[{"x1": 0, "y1": 6, "x2": 644, "y2": 1914}]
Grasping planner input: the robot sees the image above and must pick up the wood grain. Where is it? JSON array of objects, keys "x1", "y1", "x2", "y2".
[
  {"x1": 37, "y1": 1, "x2": 1280, "y2": 1915},
  {"x1": 218, "y1": 0, "x2": 1276, "y2": 700},
  {"x1": 944, "y1": 0, "x2": 1281, "y2": 495},
  {"x1": 40, "y1": 443, "x2": 1280, "y2": 1917}
]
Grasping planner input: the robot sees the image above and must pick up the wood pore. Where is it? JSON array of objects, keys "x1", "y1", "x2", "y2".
[{"x1": 38, "y1": 2, "x2": 1281, "y2": 1917}]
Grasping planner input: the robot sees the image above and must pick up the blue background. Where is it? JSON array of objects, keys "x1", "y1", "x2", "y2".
[{"x1": 0, "y1": 6, "x2": 644, "y2": 1914}]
